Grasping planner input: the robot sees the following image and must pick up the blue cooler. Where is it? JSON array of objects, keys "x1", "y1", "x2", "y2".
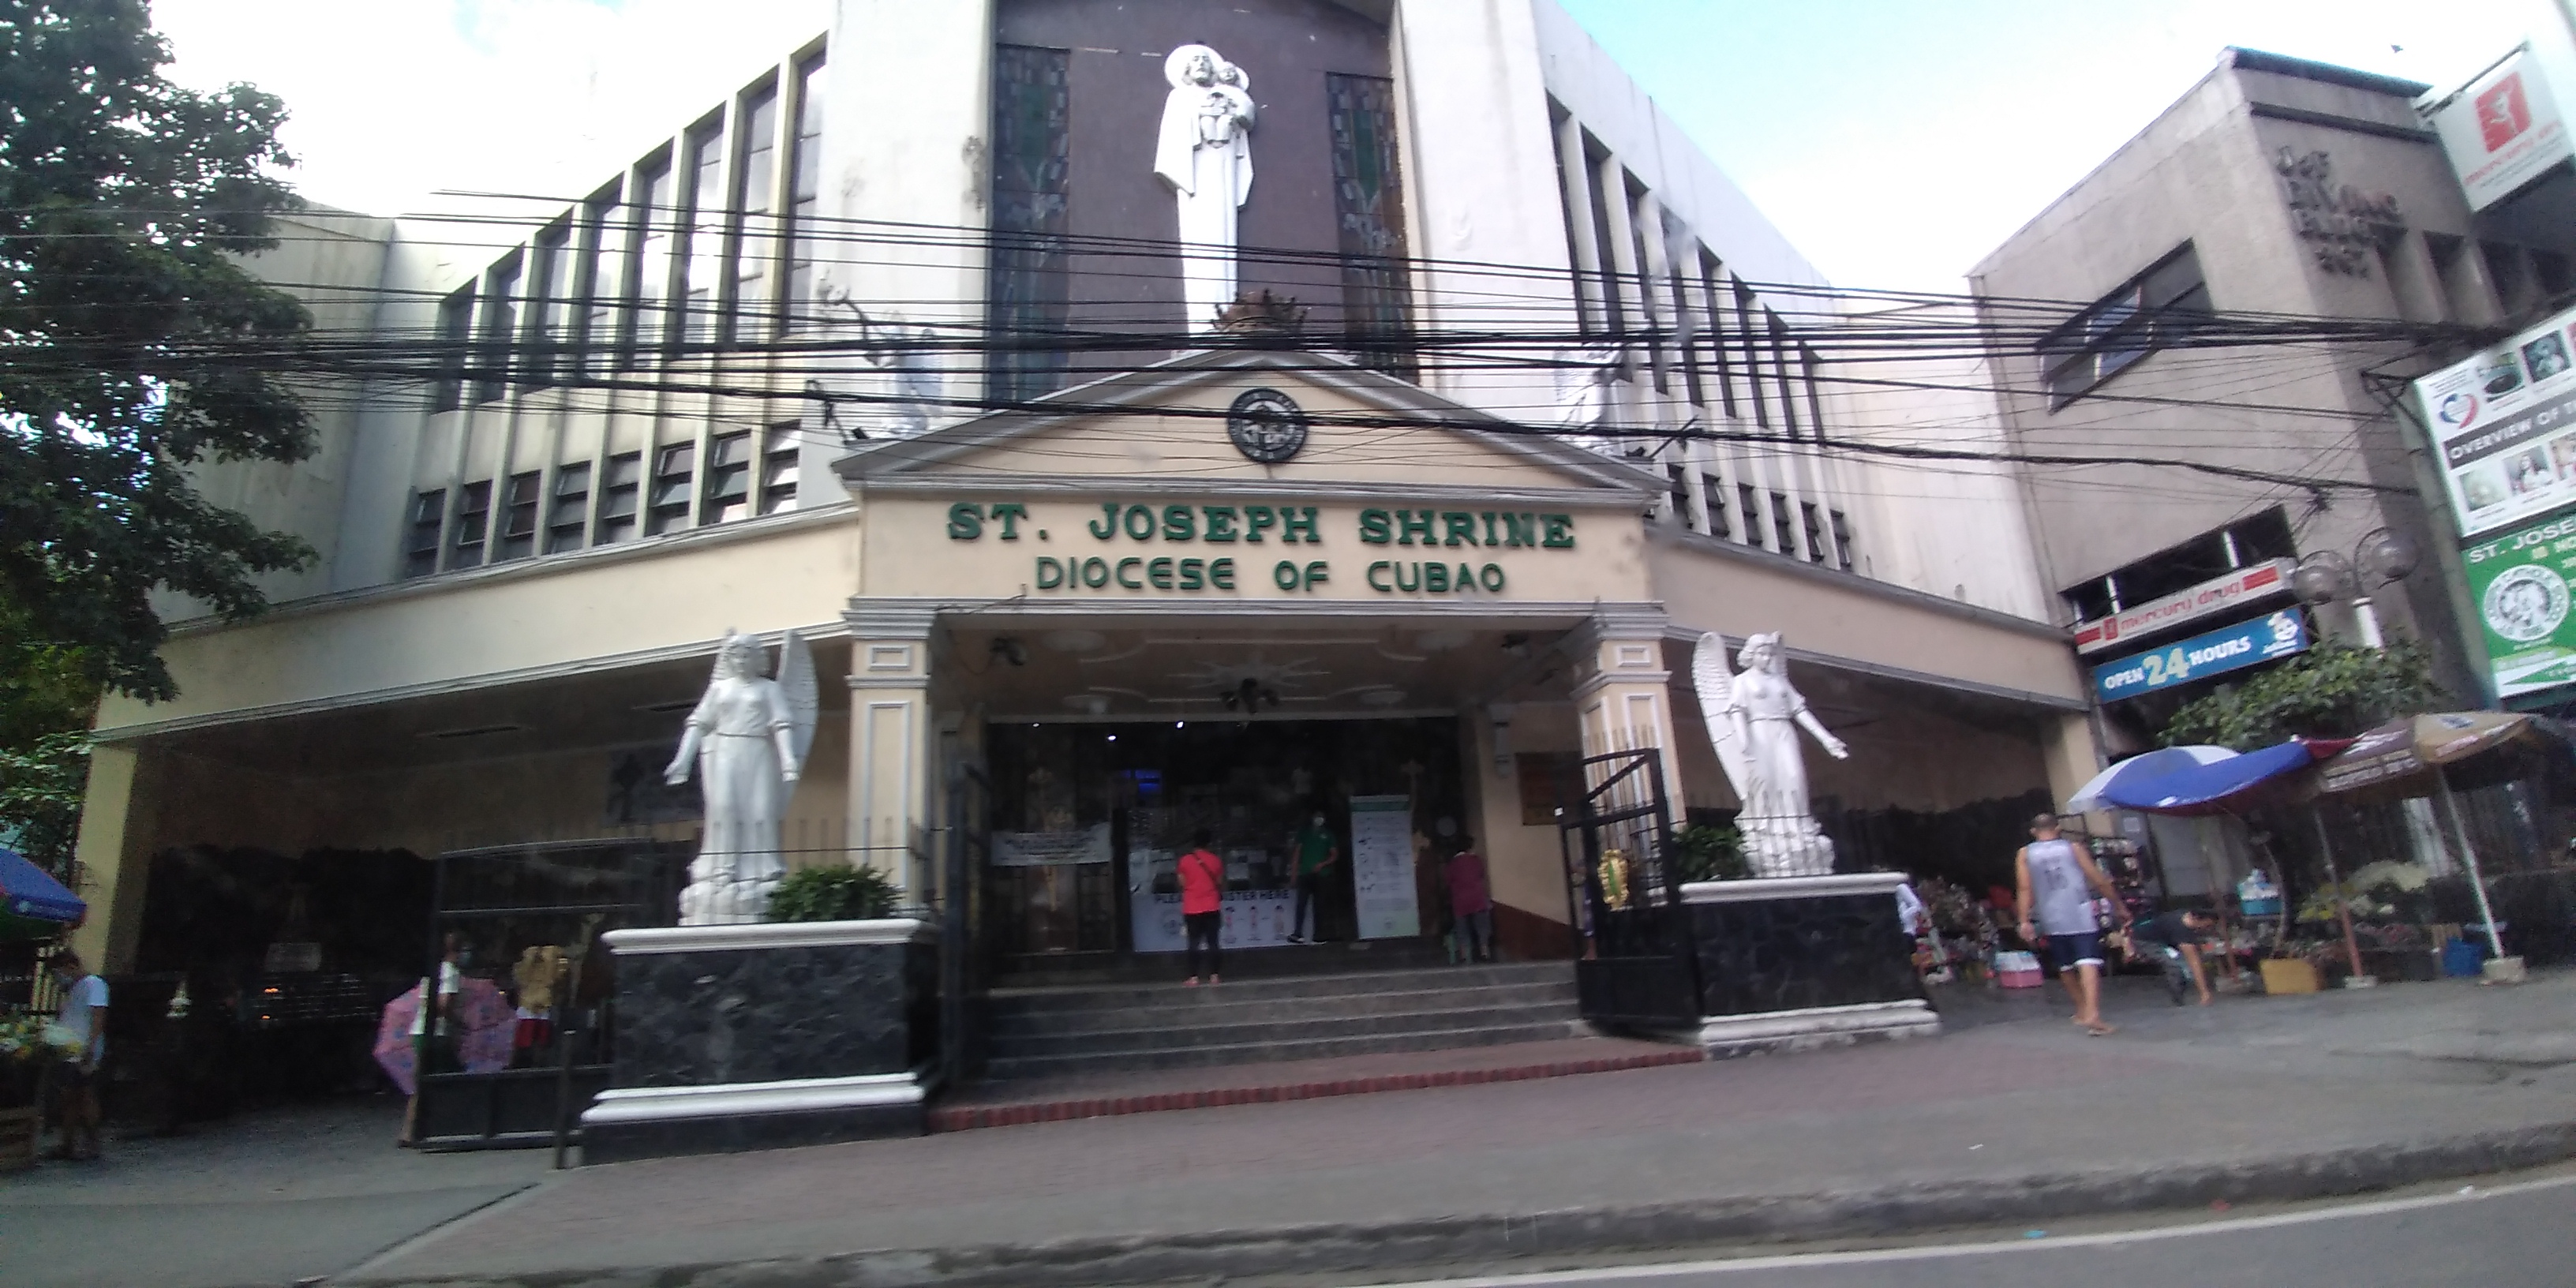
[{"x1": 2441, "y1": 938, "x2": 2485, "y2": 978}]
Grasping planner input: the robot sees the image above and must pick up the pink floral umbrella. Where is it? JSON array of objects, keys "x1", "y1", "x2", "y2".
[{"x1": 373, "y1": 977, "x2": 519, "y2": 1095}]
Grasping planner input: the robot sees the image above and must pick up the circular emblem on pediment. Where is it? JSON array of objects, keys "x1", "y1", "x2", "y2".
[{"x1": 1226, "y1": 388, "x2": 1308, "y2": 464}]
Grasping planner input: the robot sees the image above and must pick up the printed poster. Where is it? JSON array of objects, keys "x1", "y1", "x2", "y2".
[
  {"x1": 1348, "y1": 794, "x2": 1421, "y2": 940},
  {"x1": 2464, "y1": 507, "x2": 2576, "y2": 699}
]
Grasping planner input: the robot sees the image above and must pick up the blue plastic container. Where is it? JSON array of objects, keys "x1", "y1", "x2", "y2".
[{"x1": 2441, "y1": 938, "x2": 2484, "y2": 978}]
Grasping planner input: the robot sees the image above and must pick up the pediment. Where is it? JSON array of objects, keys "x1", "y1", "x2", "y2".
[{"x1": 833, "y1": 350, "x2": 1658, "y2": 500}]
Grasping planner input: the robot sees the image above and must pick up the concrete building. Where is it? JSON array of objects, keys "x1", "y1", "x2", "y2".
[
  {"x1": 75, "y1": 0, "x2": 2087, "y2": 1021},
  {"x1": 1971, "y1": 46, "x2": 2576, "y2": 757}
]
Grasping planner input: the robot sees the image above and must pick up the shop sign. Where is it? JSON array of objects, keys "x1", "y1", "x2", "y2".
[
  {"x1": 945, "y1": 500, "x2": 1578, "y2": 599},
  {"x1": 2413, "y1": 301, "x2": 2576, "y2": 541},
  {"x1": 991, "y1": 823, "x2": 1111, "y2": 867},
  {"x1": 1348, "y1": 794, "x2": 1420, "y2": 940},
  {"x1": 2071, "y1": 559, "x2": 2295, "y2": 654},
  {"x1": 2463, "y1": 506, "x2": 2576, "y2": 699},
  {"x1": 2428, "y1": 48, "x2": 2572, "y2": 212},
  {"x1": 2091, "y1": 610, "x2": 2308, "y2": 704}
]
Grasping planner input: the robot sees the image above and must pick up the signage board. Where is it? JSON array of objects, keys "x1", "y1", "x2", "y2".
[
  {"x1": 2413, "y1": 301, "x2": 2576, "y2": 540},
  {"x1": 2072, "y1": 559, "x2": 2296, "y2": 655},
  {"x1": 2091, "y1": 610, "x2": 2309, "y2": 704},
  {"x1": 2463, "y1": 506, "x2": 2576, "y2": 699},
  {"x1": 2429, "y1": 48, "x2": 2572, "y2": 212},
  {"x1": 1348, "y1": 794, "x2": 1420, "y2": 940}
]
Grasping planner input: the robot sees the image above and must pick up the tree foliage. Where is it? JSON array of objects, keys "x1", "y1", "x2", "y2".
[
  {"x1": 2159, "y1": 640, "x2": 2447, "y2": 751},
  {"x1": 2, "y1": 0, "x2": 315, "y2": 704}
]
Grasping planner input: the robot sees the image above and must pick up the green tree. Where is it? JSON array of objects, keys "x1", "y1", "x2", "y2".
[
  {"x1": 2159, "y1": 640, "x2": 2447, "y2": 751},
  {"x1": 2, "y1": 0, "x2": 315, "y2": 706}
]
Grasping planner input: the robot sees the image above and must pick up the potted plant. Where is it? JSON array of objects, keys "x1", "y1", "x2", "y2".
[
  {"x1": 1670, "y1": 824, "x2": 1748, "y2": 884},
  {"x1": 767, "y1": 863, "x2": 900, "y2": 923}
]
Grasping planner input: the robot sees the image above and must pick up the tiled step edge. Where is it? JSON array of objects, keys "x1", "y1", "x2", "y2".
[{"x1": 930, "y1": 1044, "x2": 1706, "y2": 1133}]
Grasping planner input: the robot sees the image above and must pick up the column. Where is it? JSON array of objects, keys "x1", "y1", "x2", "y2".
[
  {"x1": 844, "y1": 601, "x2": 941, "y2": 899},
  {"x1": 68, "y1": 743, "x2": 160, "y2": 973},
  {"x1": 1567, "y1": 605, "x2": 1685, "y2": 827}
]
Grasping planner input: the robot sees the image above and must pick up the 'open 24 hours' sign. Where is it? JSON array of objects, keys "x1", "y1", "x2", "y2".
[{"x1": 2091, "y1": 611, "x2": 2309, "y2": 704}]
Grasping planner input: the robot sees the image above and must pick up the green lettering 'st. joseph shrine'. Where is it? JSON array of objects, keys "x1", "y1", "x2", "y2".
[{"x1": 946, "y1": 501, "x2": 1577, "y2": 549}]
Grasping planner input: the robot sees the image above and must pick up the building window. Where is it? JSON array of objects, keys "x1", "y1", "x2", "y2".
[
  {"x1": 1830, "y1": 510, "x2": 1854, "y2": 572},
  {"x1": 1734, "y1": 281, "x2": 1770, "y2": 431},
  {"x1": 702, "y1": 431, "x2": 754, "y2": 525},
  {"x1": 1581, "y1": 135, "x2": 1624, "y2": 339},
  {"x1": 1766, "y1": 310, "x2": 1801, "y2": 440},
  {"x1": 988, "y1": 43, "x2": 1071, "y2": 403},
  {"x1": 475, "y1": 256, "x2": 521, "y2": 403},
  {"x1": 1699, "y1": 256, "x2": 1738, "y2": 417},
  {"x1": 728, "y1": 84, "x2": 781, "y2": 343},
  {"x1": 1738, "y1": 484, "x2": 1763, "y2": 549},
  {"x1": 1702, "y1": 473, "x2": 1728, "y2": 541},
  {"x1": 1326, "y1": 73, "x2": 1414, "y2": 376},
  {"x1": 432, "y1": 286, "x2": 474, "y2": 413},
  {"x1": 1664, "y1": 464, "x2": 1690, "y2": 526},
  {"x1": 1769, "y1": 491, "x2": 1795, "y2": 556},
  {"x1": 1801, "y1": 344, "x2": 1829, "y2": 438},
  {"x1": 525, "y1": 223, "x2": 573, "y2": 388},
  {"x1": 597, "y1": 451, "x2": 643, "y2": 544},
  {"x1": 758, "y1": 420, "x2": 800, "y2": 514},
  {"x1": 646, "y1": 442, "x2": 695, "y2": 534},
  {"x1": 496, "y1": 471, "x2": 541, "y2": 561},
  {"x1": 450, "y1": 480, "x2": 492, "y2": 568},
  {"x1": 576, "y1": 184, "x2": 624, "y2": 374},
  {"x1": 627, "y1": 159, "x2": 674, "y2": 362},
  {"x1": 1801, "y1": 501, "x2": 1826, "y2": 564},
  {"x1": 402, "y1": 489, "x2": 445, "y2": 578},
  {"x1": 679, "y1": 119, "x2": 726, "y2": 347},
  {"x1": 786, "y1": 53, "x2": 827, "y2": 324},
  {"x1": 2039, "y1": 244, "x2": 2209, "y2": 406},
  {"x1": 546, "y1": 462, "x2": 591, "y2": 553}
]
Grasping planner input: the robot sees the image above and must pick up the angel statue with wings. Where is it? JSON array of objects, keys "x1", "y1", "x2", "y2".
[
  {"x1": 1690, "y1": 631, "x2": 1849, "y2": 879},
  {"x1": 665, "y1": 629, "x2": 818, "y2": 924}
]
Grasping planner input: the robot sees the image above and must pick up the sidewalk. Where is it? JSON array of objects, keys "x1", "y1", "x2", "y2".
[{"x1": 13, "y1": 972, "x2": 2575, "y2": 1288}]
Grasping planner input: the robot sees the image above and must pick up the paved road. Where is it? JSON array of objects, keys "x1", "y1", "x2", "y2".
[{"x1": 1369, "y1": 1171, "x2": 2576, "y2": 1288}]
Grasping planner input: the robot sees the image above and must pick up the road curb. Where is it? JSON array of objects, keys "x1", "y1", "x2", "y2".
[
  {"x1": 928, "y1": 1046, "x2": 1707, "y2": 1132},
  {"x1": 341, "y1": 1119, "x2": 2576, "y2": 1287}
]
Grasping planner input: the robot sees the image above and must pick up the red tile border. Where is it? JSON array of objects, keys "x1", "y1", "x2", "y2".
[{"x1": 927, "y1": 1046, "x2": 1707, "y2": 1133}]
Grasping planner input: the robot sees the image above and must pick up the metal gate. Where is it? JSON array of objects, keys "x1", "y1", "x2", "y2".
[
  {"x1": 941, "y1": 758, "x2": 991, "y2": 1084},
  {"x1": 1558, "y1": 747, "x2": 1703, "y2": 1028}
]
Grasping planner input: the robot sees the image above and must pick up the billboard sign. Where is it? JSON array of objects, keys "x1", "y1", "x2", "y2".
[
  {"x1": 2091, "y1": 610, "x2": 2310, "y2": 704},
  {"x1": 2430, "y1": 48, "x2": 2572, "y2": 211},
  {"x1": 2413, "y1": 301, "x2": 2576, "y2": 540},
  {"x1": 2071, "y1": 558, "x2": 2296, "y2": 655},
  {"x1": 2463, "y1": 507, "x2": 2576, "y2": 699}
]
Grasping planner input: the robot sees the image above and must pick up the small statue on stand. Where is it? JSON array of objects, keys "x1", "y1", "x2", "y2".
[
  {"x1": 1691, "y1": 631, "x2": 1850, "y2": 878},
  {"x1": 665, "y1": 630, "x2": 819, "y2": 925}
]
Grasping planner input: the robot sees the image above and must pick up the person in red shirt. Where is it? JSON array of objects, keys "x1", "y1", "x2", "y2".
[
  {"x1": 1446, "y1": 837, "x2": 1495, "y2": 964},
  {"x1": 1178, "y1": 829, "x2": 1226, "y2": 986}
]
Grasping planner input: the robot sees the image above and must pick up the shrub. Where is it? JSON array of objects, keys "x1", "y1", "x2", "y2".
[
  {"x1": 767, "y1": 864, "x2": 900, "y2": 923},
  {"x1": 1672, "y1": 823, "x2": 1749, "y2": 883}
]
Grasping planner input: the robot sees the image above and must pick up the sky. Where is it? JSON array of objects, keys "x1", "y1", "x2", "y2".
[{"x1": 154, "y1": 0, "x2": 2540, "y2": 293}]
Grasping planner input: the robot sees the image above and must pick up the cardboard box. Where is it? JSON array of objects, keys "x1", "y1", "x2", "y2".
[{"x1": 2260, "y1": 958, "x2": 2320, "y2": 994}]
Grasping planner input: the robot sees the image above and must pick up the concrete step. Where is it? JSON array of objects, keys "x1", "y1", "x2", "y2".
[
  {"x1": 981, "y1": 1018, "x2": 1595, "y2": 1080},
  {"x1": 987, "y1": 980, "x2": 1581, "y2": 1038},
  {"x1": 983, "y1": 962, "x2": 1573, "y2": 1019},
  {"x1": 987, "y1": 998, "x2": 1584, "y2": 1058}
]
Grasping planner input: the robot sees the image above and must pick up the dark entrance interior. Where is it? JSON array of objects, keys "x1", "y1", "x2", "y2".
[{"x1": 982, "y1": 717, "x2": 1466, "y2": 972}]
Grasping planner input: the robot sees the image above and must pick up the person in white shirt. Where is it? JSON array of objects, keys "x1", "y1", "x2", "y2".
[{"x1": 46, "y1": 949, "x2": 108, "y2": 1160}]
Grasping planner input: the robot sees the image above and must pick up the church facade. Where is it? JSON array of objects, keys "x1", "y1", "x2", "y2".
[{"x1": 72, "y1": 0, "x2": 2091, "y2": 976}]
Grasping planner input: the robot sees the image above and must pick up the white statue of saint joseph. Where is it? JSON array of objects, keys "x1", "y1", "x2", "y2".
[
  {"x1": 1153, "y1": 44, "x2": 1255, "y2": 335},
  {"x1": 665, "y1": 630, "x2": 818, "y2": 925}
]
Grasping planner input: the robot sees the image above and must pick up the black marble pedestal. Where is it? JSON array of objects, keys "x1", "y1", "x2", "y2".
[
  {"x1": 580, "y1": 919, "x2": 939, "y2": 1163},
  {"x1": 1679, "y1": 874, "x2": 1938, "y2": 1058}
]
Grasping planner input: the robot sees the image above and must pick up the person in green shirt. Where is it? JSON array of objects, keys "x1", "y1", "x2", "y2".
[{"x1": 1288, "y1": 812, "x2": 1339, "y2": 943}]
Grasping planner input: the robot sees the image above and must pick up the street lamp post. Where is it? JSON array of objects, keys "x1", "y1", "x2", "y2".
[{"x1": 2290, "y1": 527, "x2": 2423, "y2": 988}]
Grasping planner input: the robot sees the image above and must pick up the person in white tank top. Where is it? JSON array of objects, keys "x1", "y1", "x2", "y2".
[{"x1": 2016, "y1": 813, "x2": 2131, "y2": 1035}]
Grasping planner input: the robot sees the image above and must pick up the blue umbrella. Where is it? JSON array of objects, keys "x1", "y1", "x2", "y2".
[
  {"x1": 2090, "y1": 738, "x2": 2346, "y2": 816},
  {"x1": 0, "y1": 847, "x2": 85, "y2": 924}
]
